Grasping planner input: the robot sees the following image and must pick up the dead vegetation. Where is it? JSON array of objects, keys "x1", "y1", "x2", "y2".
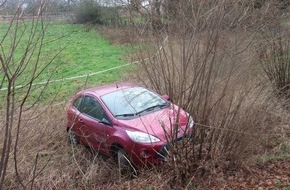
[
  {"x1": 2, "y1": 105, "x2": 125, "y2": 189},
  {"x1": 124, "y1": 0, "x2": 290, "y2": 187},
  {"x1": 1, "y1": 105, "x2": 288, "y2": 189},
  {"x1": 0, "y1": 0, "x2": 290, "y2": 189}
]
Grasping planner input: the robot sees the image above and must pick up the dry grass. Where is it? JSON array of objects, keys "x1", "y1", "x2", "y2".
[{"x1": 1, "y1": 105, "x2": 126, "y2": 189}]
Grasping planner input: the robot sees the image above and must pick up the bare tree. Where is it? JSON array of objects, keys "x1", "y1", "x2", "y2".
[
  {"x1": 128, "y1": 0, "x2": 288, "y2": 185},
  {"x1": 0, "y1": 0, "x2": 61, "y2": 188}
]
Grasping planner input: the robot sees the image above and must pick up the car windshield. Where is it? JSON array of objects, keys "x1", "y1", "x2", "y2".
[{"x1": 101, "y1": 87, "x2": 168, "y2": 118}]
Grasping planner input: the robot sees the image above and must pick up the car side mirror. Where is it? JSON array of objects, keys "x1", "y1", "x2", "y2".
[
  {"x1": 99, "y1": 118, "x2": 111, "y2": 126},
  {"x1": 162, "y1": 94, "x2": 170, "y2": 101}
]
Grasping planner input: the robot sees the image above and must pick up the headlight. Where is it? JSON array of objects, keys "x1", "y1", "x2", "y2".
[
  {"x1": 126, "y1": 130, "x2": 161, "y2": 143},
  {"x1": 188, "y1": 115, "x2": 195, "y2": 128}
]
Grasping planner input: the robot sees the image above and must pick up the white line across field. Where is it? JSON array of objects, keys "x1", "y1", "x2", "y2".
[
  {"x1": 0, "y1": 36, "x2": 168, "y2": 91},
  {"x1": 0, "y1": 60, "x2": 143, "y2": 91}
]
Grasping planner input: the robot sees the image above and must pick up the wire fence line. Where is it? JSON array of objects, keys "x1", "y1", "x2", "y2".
[
  {"x1": 0, "y1": 60, "x2": 142, "y2": 91},
  {"x1": 0, "y1": 36, "x2": 169, "y2": 92}
]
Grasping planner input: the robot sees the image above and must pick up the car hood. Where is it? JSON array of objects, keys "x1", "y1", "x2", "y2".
[{"x1": 117, "y1": 105, "x2": 189, "y2": 142}]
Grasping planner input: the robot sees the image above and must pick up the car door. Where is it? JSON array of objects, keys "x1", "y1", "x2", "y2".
[
  {"x1": 79, "y1": 95, "x2": 111, "y2": 152},
  {"x1": 68, "y1": 96, "x2": 89, "y2": 146}
]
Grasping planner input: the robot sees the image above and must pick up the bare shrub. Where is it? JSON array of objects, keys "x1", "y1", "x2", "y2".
[
  {"x1": 0, "y1": 1, "x2": 67, "y2": 188},
  {"x1": 258, "y1": 33, "x2": 290, "y2": 104},
  {"x1": 126, "y1": 0, "x2": 289, "y2": 186}
]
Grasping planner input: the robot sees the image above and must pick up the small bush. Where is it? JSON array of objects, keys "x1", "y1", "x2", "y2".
[
  {"x1": 74, "y1": 0, "x2": 103, "y2": 24},
  {"x1": 74, "y1": 1, "x2": 122, "y2": 25}
]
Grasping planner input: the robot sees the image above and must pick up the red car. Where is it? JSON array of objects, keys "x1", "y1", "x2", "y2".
[{"x1": 66, "y1": 83, "x2": 194, "y2": 169}]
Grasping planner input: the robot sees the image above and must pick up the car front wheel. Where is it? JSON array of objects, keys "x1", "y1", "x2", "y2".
[
  {"x1": 68, "y1": 129, "x2": 79, "y2": 145},
  {"x1": 117, "y1": 149, "x2": 136, "y2": 177}
]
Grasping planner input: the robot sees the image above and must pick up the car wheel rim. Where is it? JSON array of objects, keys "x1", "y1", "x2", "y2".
[
  {"x1": 117, "y1": 150, "x2": 137, "y2": 177},
  {"x1": 118, "y1": 151, "x2": 125, "y2": 164},
  {"x1": 69, "y1": 130, "x2": 78, "y2": 145},
  {"x1": 117, "y1": 150, "x2": 130, "y2": 170}
]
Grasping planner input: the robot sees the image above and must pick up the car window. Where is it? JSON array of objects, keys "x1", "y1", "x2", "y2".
[
  {"x1": 73, "y1": 96, "x2": 108, "y2": 122},
  {"x1": 73, "y1": 97, "x2": 83, "y2": 110},
  {"x1": 81, "y1": 96, "x2": 108, "y2": 121}
]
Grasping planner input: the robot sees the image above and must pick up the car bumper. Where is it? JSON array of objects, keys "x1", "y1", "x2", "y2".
[
  {"x1": 127, "y1": 135, "x2": 190, "y2": 166},
  {"x1": 126, "y1": 142, "x2": 165, "y2": 166}
]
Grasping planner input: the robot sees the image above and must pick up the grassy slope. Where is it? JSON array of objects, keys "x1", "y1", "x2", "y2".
[
  {"x1": 1, "y1": 21, "x2": 289, "y2": 190},
  {"x1": 0, "y1": 22, "x2": 133, "y2": 103},
  {"x1": 43, "y1": 23, "x2": 130, "y2": 78}
]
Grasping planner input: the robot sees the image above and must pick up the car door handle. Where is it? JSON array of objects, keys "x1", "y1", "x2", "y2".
[{"x1": 78, "y1": 119, "x2": 84, "y2": 123}]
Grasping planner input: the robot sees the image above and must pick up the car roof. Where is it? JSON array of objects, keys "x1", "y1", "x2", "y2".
[{"x1": 77, "y1": 83, "x2": 140, "y2": 98}]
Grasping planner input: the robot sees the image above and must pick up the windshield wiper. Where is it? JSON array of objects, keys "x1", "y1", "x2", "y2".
[
  {"x1": 115, "y1": 113, "x2": 136, "y2": 117},
  {"x1": 136, "y1": 103, "x2": 168, "y2": 115}
]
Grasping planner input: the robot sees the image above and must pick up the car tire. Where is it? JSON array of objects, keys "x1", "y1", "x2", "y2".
[
  {"x1": 68, "y1": 129, "x2": 79, "y2": 145},
  {"x1": 117, "y1": 149, "x2": 136, "y2": 177}
]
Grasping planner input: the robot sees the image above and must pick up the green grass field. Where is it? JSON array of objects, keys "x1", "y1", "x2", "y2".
[{"x1": 0, "y1": 21, "x2": 134, "y2": 103}]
